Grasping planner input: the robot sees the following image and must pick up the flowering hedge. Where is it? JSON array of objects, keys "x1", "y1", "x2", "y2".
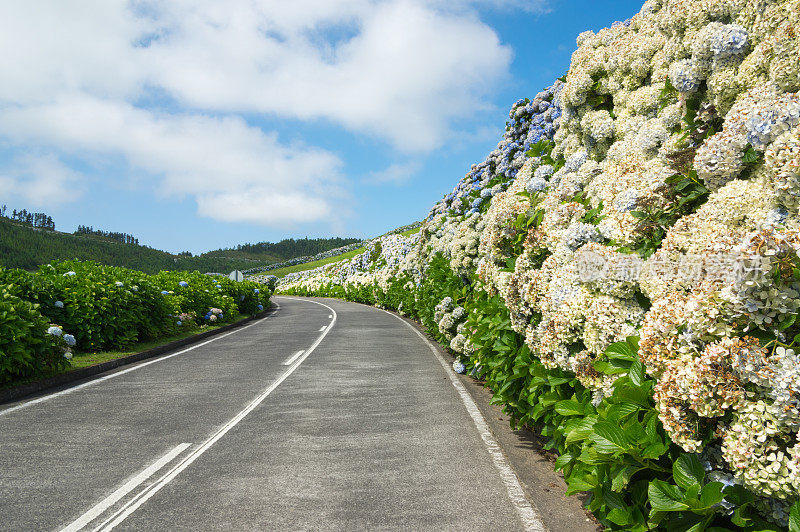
[
  {"x1": 279, "y1": 1, "x2": 800, "y2": 529},
  {"x1": 0, "y1": 284, "x2": 72, "y2": 383},
  {"x1": 0, "y1": 260, "x2": 270, "y2": 383}
]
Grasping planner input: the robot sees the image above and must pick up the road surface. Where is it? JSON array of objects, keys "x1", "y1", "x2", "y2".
[{"x1": 0, "y1": 296, "x2": 583, "y2": 531}]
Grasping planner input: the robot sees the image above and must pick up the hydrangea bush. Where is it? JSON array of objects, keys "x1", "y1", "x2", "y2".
[
  {"x1": 0, "y1": 260, "x2": 272, "y2": 379},
  {"x1": 280, "y1": 1, "x2": 800, "y2": 529},
  {"x1": 0, "y1": 284, "x2": 72, "y2": 383}
]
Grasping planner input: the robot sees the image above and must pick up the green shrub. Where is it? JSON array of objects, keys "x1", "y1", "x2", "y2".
[
  {"x1": 0, "y1": 260, "x2": 271, "y2": 357},
  {"x1": 0, "y1": 284, "x2": 70, "y2": 383}
]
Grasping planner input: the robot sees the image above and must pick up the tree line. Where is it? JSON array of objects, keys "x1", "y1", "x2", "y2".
[
  {"x1": 74, "y1": 225, "x2": 140, "y2": 245},
  {"x1": 0, "y1": 205, "x2": 55, "y2": 230}
]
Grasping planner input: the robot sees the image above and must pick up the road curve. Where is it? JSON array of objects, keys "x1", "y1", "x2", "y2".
[{"x1": 0, "y1": 296, "x2": 546, "y2": 531}]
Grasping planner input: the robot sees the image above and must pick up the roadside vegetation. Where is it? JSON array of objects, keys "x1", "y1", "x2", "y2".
[
  {"x1": 0, "y1": 312, "x2": 253, "y2": 392},
  {"x1": 0, "y1": 260, "x2": 270, "y2": 385}
]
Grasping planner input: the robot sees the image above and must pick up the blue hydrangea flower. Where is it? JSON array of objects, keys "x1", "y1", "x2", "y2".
[
  {"x1": 614, "y1": 189, "x2": 640, "y2": 213},
  {"x1": 565, "y1": 150, "x2": 589, "y2": 173},
  {"x1": 179, "y1": 281, "x2": 188, "y2": 287},
  {"x1": 534, "y1": 165, "x2": 554, "y2": 180},
  {"x1": 63, "y1": 271, "x2": 76, "y2": 277},
  {"x1": 745, "y1": 102, "x2": 800, "y2": 150},
  {"x1": 766, "y1": 207, "x2": 789, "y2": 226},
  {"x1": 426, "y1": 80, "x2": 564, "y2": 219},
  {"x1": 115, "y1": 281, "x2": 123, "y2": 287},
  {"x1": 63, "y1": 334, "x2": 76, "y2": 347},
  {"x1": 258, "y1": 304, "x2": 263, "y2": 311},
  {"x1": 564, "y1": 222, "x2": 602, "y2": 250},
  {"x1": 710, "y1": 24, "x2": 748, "y2": 65},
  {"x1": 176, "y1": 321, "x2": 182, "y2": 326},
  {"x1": 526, "y1": 177, "x2": 548, "y2": 193},
  {"x1": 254, "y1": 289, "x2": 259, "y2": 294},
  {"x1": 47, "y1": 326, "x2": 62, "y2": 337},
  {"x1": 216, "y1": 284, "x2": 222, "y2": 289},
  {"x1": 669, "y1": 59, "x2": 702, "y2": 94},
  {"x1": 54, "y1": 301, "x2": 64, "y2": 309},
  {"x1": 452, "y1": 360, "x2": 466, "y2": 374},
  {"x1": 161, "y1": 290, "x2": 169, "y2": 295}
]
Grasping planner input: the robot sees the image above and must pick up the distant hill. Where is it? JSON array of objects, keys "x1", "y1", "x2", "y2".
[
  {"x1": 200, "y1": 237, "x2": 361, "y2": 264},
  {"x1": 0, "y1": 217, "x2": 359, "y2": 274}
]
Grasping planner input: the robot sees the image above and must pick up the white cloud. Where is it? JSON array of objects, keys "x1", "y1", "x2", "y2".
[
  {"x1": 0, "y1": 96, "x2": 342, "y2": 225},
  {"x1": 0, "y1": 0, "x2": 513, "y2": 151},
  {"x1": 0, "y1": 154, "x2": 84, "y2": 207},
  {"x1": 368, "y1": 161, "x2": 421, "y2": 184},
  {"x1": 0, "y1": 2, "x2": 146, "y2": 104},
  {"x1": 196, "y1": 191, "x2": 333, "y2": 225},
  {"x1": 0, "y1": 0, "x2": 521, "y2": 223},
  {"x1": 136, "y1": 0, "x2": 513, "y2": 151}
]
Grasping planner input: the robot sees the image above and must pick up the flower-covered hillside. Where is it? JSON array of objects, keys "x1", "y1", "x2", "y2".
[{"x1": 279, "y1": 1, "x2": 800, "y2": 529}]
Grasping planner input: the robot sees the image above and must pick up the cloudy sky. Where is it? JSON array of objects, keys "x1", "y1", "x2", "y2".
[{"x1": 0, "y1": 0, "x2": 643, "y2": 253}]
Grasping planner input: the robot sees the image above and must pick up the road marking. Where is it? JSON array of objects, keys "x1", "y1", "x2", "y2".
[
  {"x1": 318, "y1": 326, "x2": 327, "y2": 332},
  {"x1": 60, "y1": 443, "x2": 191, "y2": 532},
  {"x1": 0, "y1": 305, "x2": 281, "y2": 417},
  {"x1": 283, "y1": 350, "x2": 305, "y2": 366},
  {"x1": 382, "y1": 309, "x2": 547, "y2": 532},
  {"x1": 328, "y1": 314, "x2": 333, "y2": 318},
  {"x1": 92, "y1": 299, "x2": 337, "y2": 531}
]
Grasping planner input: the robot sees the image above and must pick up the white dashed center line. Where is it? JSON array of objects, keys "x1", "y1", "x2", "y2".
[{"x1": 283, "y1": 350, "x2": 305, "y2": 366}]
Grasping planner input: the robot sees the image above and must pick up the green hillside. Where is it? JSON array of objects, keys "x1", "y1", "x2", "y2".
[
  {"x1": 0, "y1": 218, "x2": 359, "y2": 274},
  {"x1": 261, "y1": 226, "x2": 421, "y2": 278},
  {"x1": 200, "y1": 237, "x2": 361, "y2": 263}
]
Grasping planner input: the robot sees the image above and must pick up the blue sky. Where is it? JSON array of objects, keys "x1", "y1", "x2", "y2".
[{"x1": 0, "y1": 0, "x2": 644, "y2": 254}]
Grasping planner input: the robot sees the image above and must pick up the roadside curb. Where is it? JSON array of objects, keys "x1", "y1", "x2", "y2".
[{"x1": 0, "y1": 304, "x2": 276, "y2": 405}]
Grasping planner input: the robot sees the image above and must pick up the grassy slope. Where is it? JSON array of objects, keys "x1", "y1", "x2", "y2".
[
  {"x1": 264, "y1": 247, "x2": 366, "y2": 277},
  {"x1": 265, "y1": 226, "x2": 421, "y2": 278},
  {"x1": 398, "y1": 227, "x2": 421, "y2": 237}
]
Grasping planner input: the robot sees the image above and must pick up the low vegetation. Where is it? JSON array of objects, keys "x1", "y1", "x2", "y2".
[{"x1": 0, "y1": 260, "x2": 270, "y2": 384}]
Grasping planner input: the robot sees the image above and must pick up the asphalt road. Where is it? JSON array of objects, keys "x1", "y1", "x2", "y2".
[{"x1": 0, "y1": 296, "x2": 587, "y2": 531}]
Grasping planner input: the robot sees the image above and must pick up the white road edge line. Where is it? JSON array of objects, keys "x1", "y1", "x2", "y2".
[
  {"x1": 0, "y1": 304, "x2": 281, "y2": 417},
  {"x1": 318, "y1": 326, "x2": 327, "y2": 332},
  {"x1": 381, "y1": 309, "x2": 547, "y2": 532},
  {"x1": 60, "y1": 443, "x2": 191, "y2": 532},
  {"x1": 92, "y1": 298, "x2": 337, "y2": 532},
  {"x1": 283, "y1": 350, "x2": 305, "y2": 366}
]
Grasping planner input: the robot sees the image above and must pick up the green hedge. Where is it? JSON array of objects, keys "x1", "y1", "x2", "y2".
[
  {"x1": 0, "y1": 260, "x2": 270, "y2": 383},
  {"x1": 0, "y1": 285, "x2": 70, "y2": 383}
]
